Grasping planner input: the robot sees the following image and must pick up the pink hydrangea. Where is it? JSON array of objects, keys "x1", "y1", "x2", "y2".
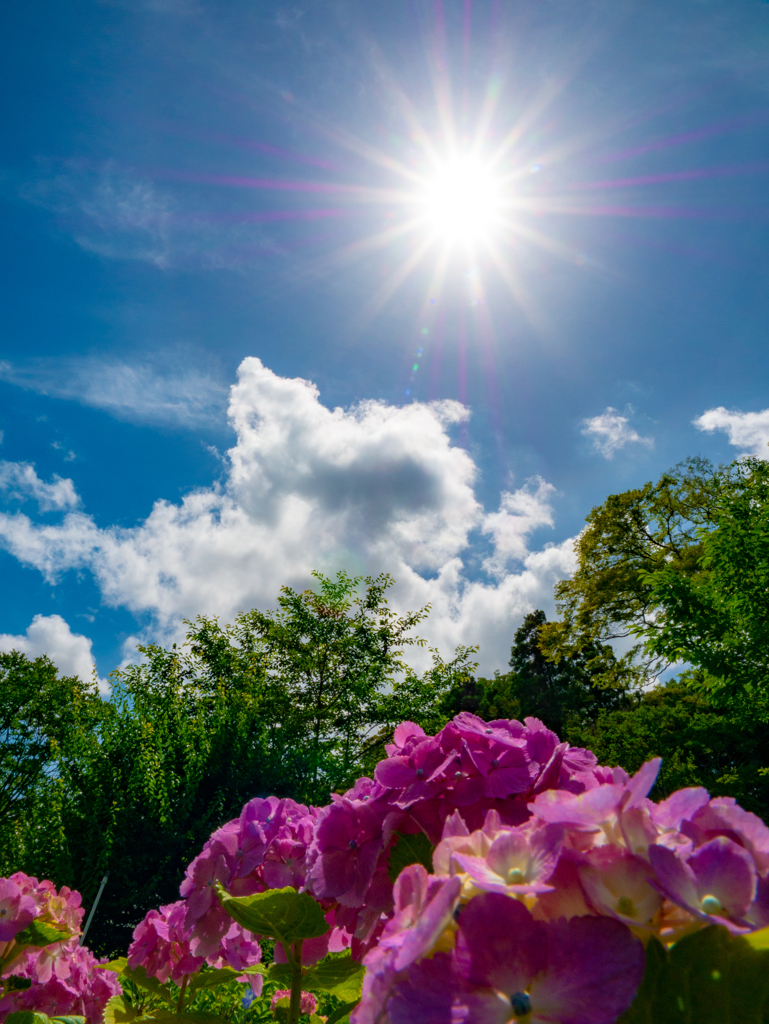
[{"x1": 270, "y1": 988, "x2": 318, "y2": 1015}]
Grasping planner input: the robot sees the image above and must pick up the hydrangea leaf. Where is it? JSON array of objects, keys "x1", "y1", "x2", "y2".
[
  {"x1": 4, "y1": 1014, "x2": 53, "y2": 1024},
  {"x1": 99, "y1": 957, "x2": 129, "y2": 973},
  {"x1": 302, "y1": 954, "x2": 365, "y2": 999},
  {"x1": 325, "y1": 999, "x2": 359, "y2": 1024},
  {"x1": 267, "y1": 963, "x2": 293, "y2": 987},
  {"x1": 119, "y1": 964, "x2": 175, "y2": 1004},
  {"x1": 103, "y1": 995, "x2": 138, "y2": 1024},
  {"x1": 216, "y1": 885, "x2": 329, "y2": 945},
  {"x1": 387, "y1": 831, "x2": 434, "y2": 883},
  {"x1": 187, "y1": 967, "x2": 246, "y2": 994},
  {"x1": 13, "y1": 920, "x2": 71, "y2": 950},
  {"x1": 618, "y1": 925, "x2": 769, "y2": 1024},
  {"x1": 50, "y1": 1018, "x2": 87, "y2": 1024},
  {"x1": 745, "y1": 926, "x2": 769, "y2": 951}
]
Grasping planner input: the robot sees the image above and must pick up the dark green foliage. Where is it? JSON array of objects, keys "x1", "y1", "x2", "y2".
[
  {"x1": 539, "y1": 456, "x2": 725, "y2": 687},
  {"x1": 619, "y1": 926, "x2": 769, "y2": 1024},
  {"x1": 386, "y1": 831, "x2": 434, "y2": 882},
  {"x1": 568, "y1": 673, "x2": 769, "y2": 818},
  {"x1": 643, "y1": 457, "x2": 769, "y2": 709},
  {"x1": 0, "y1": 651, "x2": 105, "y2": 867},
  {"x1": 441, "y1": 610, "x2": 632, "y2": 736}
]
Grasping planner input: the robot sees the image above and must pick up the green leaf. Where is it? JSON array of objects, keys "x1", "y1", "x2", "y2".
[
  {"x1": 133, "y1": 1013, "x2": 231, "y2": 1024},
  {"x1": 187, "y1": 967, "x2": 245, "y2": 994},
  {"x1": 387, "y1": 831, "x2": 434, "y2": 883},
  {"x1": 267, "y1": 963, "x2": 293, "y2": 987},
  {"x1": 119, "y1": 965, "x2": 174, "y2": 1005},
  {"x1": 50, "y1": 1018, "x2": 87, "y2": 1024},
  {"x1": 618, "y1": 925, "x2": 769, "y2": 1024},
  {"x1": 325, "y1": 1001, "x2": 359, "y2": 1024},
  {"x1": 99, "y1": 957, "x2": 129, "y2": 973},
  {"x1": 4, "y1": 975, "x2": 33, "y2": 991},
  {"x1": 103, "y1": 996, "x2": 138, "y2": 1024},
  {"x1": 13, "y1": 920, "x2": 71, "y2": 949},
  {"x1": 303, "y1": 955, "x2": 365, "y2": 1000},
  {"x1": 4, "y1": 1014, "x2": 51, "y2": 1024},
  {"x1": 216, "y1": 885, "x2": 329, "y2": 946}
]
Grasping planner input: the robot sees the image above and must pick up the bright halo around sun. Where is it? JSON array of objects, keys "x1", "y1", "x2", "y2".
[{"x1": 419, "y1": 156, "x2": 505, "y2": 247}]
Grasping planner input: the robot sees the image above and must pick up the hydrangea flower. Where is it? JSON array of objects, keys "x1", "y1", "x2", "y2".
[{"x1": 0, "y1": 877, "x2": 37, "y2": 942}]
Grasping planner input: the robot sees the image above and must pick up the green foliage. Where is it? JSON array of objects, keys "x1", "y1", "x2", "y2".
[
  {"x1": 539, "y1": 457, "x2": 724, "y2": 687},
  {"x1": 566, "y1": 671, "x2": 769, "y2": 815},
  {"x1": 619, "y1": 926, "x2": 769, "y2": 1024},
  {"x1": 216, "y1": 886, "x2": 329, "y2": 947},
  {"x1": 0, "y1": 650, "x2": 105, "y2": 871},
  {"x1": 301, "y1": 956, "x2": 364, "y2": 1001},
  {"x1": 642, "y1": 457, "x2": 769, "y2": 707},
  {"x1": 442, "y1": 610, "x2": 633, "y2": 737},
  {"x1": 236, "y1": 571, "x2": 430, "y2": 796},
  {"x1": 386, "y1": 831, "x2": 434, "y2": 882},
  {"x1": 5, "y1": 1015, "x2": 85, "y2": 1024}
]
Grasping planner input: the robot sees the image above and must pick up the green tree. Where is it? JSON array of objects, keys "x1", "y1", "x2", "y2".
[
  {"x1": 568, "y1": 671, "x2": 769, "y2": 820},
  {"x1": 238, "y1": 571, "x2": 430, "y2": 794},
  {"x1": 538, "y1": 457, "x2": 731, "y2": 687},
  {"x1": 0, "y1": 651, "x2": 105, "y2": 874},
  {"x1": 642, "y1": 457, "x2": 769, "y2": 709},
  {"x1": 441, "y1": 611, "x2": 632, "y2": 736}
]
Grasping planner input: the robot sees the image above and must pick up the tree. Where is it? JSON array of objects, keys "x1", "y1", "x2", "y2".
[
  {"x1": 237, "y1": 571, "x2": 431, "y2": 794},
  {"x1": 642, "y1": 457, "x2": 769, "y2": 710},
  {"x1": 538, "y1": 457, "x2": 731, "y2": 687},
  {"x1": 568, "y1": 671, "x2": 769, "y2": 820},
  {"x1": 441, "y1": 610, "x2": 632, "y2": 735},
  {"x1": 0, "y1": 652, "x2": 105, "y2": 872}
]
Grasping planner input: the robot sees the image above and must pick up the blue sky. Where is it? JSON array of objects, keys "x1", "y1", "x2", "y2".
[{"x1": 1, "y1": 0, "x2": 769, "y2": 686}]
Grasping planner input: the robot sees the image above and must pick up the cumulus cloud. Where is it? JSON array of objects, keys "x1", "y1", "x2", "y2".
[
  {"x1": 0, "y1": 357, "x2": 226, "y2": 428},
  {"x1": 0, "y1": 614, "x2": 108, "y2": 694},
  {"x1": 0, "y1": 461, "x2": 80, "y2": 512},
  {"x1": 481, "y1": 478, "x2": 556, "y2": 577},
  {"x1": 0, "y1": 358, "x2": 576, "y2": 674},
  {"x1": 581, "y1": 407, "x2": 653, "y2": 459},
  {"x1": 694, "y1": 406, "x2": 769, "y2": 458}
]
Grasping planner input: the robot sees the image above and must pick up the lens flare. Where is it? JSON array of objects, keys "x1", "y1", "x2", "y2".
[{"x1": 419, "y1": 157, "x2": 505, "y2": 245}]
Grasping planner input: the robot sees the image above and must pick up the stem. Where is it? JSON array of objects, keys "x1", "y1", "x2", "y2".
[
  {"x1": 287, "y1": 940, "x2": 303, "y2": 1024},
  {"x1": 177, "y1": 974, "x2": 189, "y2": 1013}
]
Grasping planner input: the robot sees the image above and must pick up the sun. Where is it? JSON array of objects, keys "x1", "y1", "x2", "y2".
[{"x1": 418, "y1": 156, "x2": 505, "y2": 247}]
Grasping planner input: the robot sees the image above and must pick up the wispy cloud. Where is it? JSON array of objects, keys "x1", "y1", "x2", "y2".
[
  {"x1": 0, "y1": 461, "x2": 80, "y2": 512},
  {"x1": 695, "y1": 406, "x2": 769, "y2": 458},
  {"x1": 19, "y1": 165, "x2": 283, "y2": 271},
  {"x1": 581, "y1": 407, "x2": 654, "y2": 459},
  {"x1": 0, "y1": 357, "x2": 227, "y2": 428}
]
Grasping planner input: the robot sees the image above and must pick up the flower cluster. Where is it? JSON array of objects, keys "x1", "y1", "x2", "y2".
[
  {"x1": 84, "y1": 712, "x2": 769, "y2": 1024},
  {"x1": 0, "y1": 873, "x2": 120, "y2": 1024},
  {"x1": 304, "y1": 715, "x2": 610, "y2": 957},
  {"x1": 351, "y1": 734, "x2": 769, "y2": 1024}
]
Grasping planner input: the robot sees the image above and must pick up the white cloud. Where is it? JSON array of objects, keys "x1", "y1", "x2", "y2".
[
  {"x1": 0, "y1": 358, "x2": 226, "y2": 428},
  {"x1": 694, "y1": 406, "x2": 769, "y2": 458},
  {"x1": 0, "y1": 358, "x2": 576, "y2": 675},
  {"x1": 0, "y1": 614, "x2": 108, "y2": 694},
  {"x1": 581, "y1": 407, "x2": 653, "y2": 459},
  {"x1": 481, "y1": 477, "x2": 557, "y2": 577},
  {"x1": 0, "y1": 461, "x2": 80, "y2": 512}
]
